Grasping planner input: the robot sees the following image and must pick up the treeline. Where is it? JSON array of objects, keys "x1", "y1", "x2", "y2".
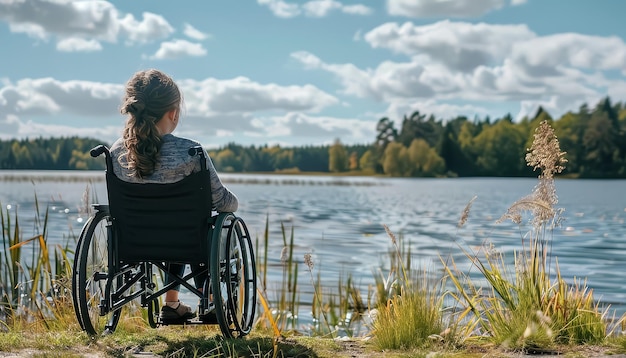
[
  {"x1": 207, "y1": 144, "x2": 371, "y2": 173},
  {"x1": 210, "y1": 96, "x2": 626, "y2": 178},
  {"x1": 0, "y1": 137, "x2": 105, "y2": 170},
  {"x1": 2, "y1": 97, "x2": 625, "y2": 177}
]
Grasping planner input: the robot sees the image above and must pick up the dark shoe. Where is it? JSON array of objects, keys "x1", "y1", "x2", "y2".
[{"x1": 160, "y1": 301, "x2": 196, "y2": 323}]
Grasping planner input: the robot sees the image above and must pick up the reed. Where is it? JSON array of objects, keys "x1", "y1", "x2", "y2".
[
  {"x1": 304, "y1": 252, "x2": 333, "y2": 337},
  {"x1": 254, "y1": 220, "x2": 300, "y2": 335},
  {"x1": 0, "y1": 196, "x2": 80, "y2": 332},
  {"x1": 251, "y1": 217, "x2": 371, "y2": 339},
  {"x1": 1, "y1": 202, "x2": 20, "y2": 313},
  {"x1": 443, "y1": 120, "x2": 614, "y2": 352},
  {"x1": 336, "y1": 273, "x2": 367, "y2": 336}
]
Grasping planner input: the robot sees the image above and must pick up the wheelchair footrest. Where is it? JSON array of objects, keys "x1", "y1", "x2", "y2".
[
  {"x1": 198, "y1": 310, "x2": 218, "y2": 324},
  {"x1": 157, "y1": 309, "x2": 218, "y2": 326},
  {"x1": 158, "y1": 317, "x2": 217, "y2": 326},
  {"x1": 159, "y1": 317, "x2": 195, "y2": 325}
]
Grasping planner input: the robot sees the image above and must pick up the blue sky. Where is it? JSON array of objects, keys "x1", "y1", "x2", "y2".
[{"x1": 1, "y1": 0, "x2": 626, "y2": 148}]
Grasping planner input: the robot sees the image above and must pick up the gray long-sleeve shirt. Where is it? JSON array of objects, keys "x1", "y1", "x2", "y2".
[{"x1": 110, "y1": 134, "x2": 238, "y2": 212}]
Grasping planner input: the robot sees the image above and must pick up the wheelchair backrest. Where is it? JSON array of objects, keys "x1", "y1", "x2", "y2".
[{"x1": 105, "y1": 157, "x2": 213, "y2": 264}]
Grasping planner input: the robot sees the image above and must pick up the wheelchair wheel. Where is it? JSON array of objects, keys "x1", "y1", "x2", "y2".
[
  {"x1": 210, "y1": 213, "x2": 257, "y2": 338},
  {"x1": 147, "y1": 298, "x2": 159, "y2": 328},
  {"x1": 74, "y1": 211, "x2": 122, "y2": 336},
  {"x1": 72, "y1": 229, "x2": 85, "y2": 331},
  {"x1": 227, "y1": 217, "x2": 257, "y2": 335}
]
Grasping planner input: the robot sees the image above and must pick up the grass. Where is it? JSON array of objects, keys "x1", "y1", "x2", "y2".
[
  {"x1": 369, "y1": 227, "x2": 450, "y2": 351},
  {"x1": 0, "y1": 326, "x2": 336, "y2": 357},
  {"x1": 438, "y1": 121, "x2": 621, "y2": 352},
  {"x1": 2, "y1": 120, "x2": 626, "y2": 357}
]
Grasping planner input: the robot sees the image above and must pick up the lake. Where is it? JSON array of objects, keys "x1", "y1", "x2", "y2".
[{"x1": 1, "y1": 170, "x2": 625, "y2": 331}]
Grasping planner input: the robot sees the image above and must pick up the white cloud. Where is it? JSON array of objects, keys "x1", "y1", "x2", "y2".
[
  {"x1": 386, "y1": 98, "x2": 491, "y2": 122},
  {"x1": 511, "y1": 33, "x2": 626, "y2": 73},
  {"x1": 291, "y1": 51, "x2": 324, "y2": 68},
  {"x1": 0, "y1": 75, "x2": 346, "y2": 146},
  {"x1": 249, "y1": 112, "x2": 376, "y2": 143},
  {"x1": 178, "y1": 76, "x2": 338, "y2": 114},
  {"x1": 257, "y1": 0, "x2": 301, "y2": 18},
  {"x1": 364, "y1": 21, "x2": 535, "y2": 72},
  {"x1": 0, "y1": 114, "x2": 121, "y2": 141},
  {"x1": 387, "y1": 0, "x2": 505, "y2": 18},
  {"x1": 293, "y1": 20, "x2": 626, "y2": 123},
  {"x1": 291, "y1": 51, "x2": 435, "y2": 100},
  {"x1": 0, "y1": 78, "x2": 124, "y2": 140},
  {"x1": 8, "y1": 22, "x2": 48, "y2": 40},
  {"x1": 56, "y1": 38, "x2": 103, "y2": 52},
  {"x1": 0, "y1": 0, "x2": 174, "y2": 49},
  {"x1": 150, "y1": 39, "x2": 207, "y2": 60},
  {"x1": 342, "y1": 4, "x2": 373, "y2": 15},
  {"x1": 0, "y1": 115, "x2": 21, "y2": 140},
  {"x1": 303, "y1": 0, "x2": 341, "y2": 17},
  {"x1": 183, "y1": 23, "x2": 210, "y2": 41},
  {"x1": 258, "y1": 0, "x2": 372, "y2": 18},
  {"x1": 608, "y1": 80, "x2": 626, "y2": 102},
  {"x1": 118, "y1": 12, "x2": 174, "y2": 44},
  {"x1": 0, "y1": 78, "x2": 122, "y2": 118},
  {"x1": 511, "y1": 0, "x2": 527, "y2": 5},
  {"x1": 0, "y1": 0, "x2": 118, "y2": 41}
]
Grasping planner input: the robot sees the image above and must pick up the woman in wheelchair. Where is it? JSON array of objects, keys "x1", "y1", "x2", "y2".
[
  {"x1": 110, "y1": 69, "x2": 239, "y2": 322},
  {"x1": 73, "y1": 69, "x2": 256, "y2": 338}
]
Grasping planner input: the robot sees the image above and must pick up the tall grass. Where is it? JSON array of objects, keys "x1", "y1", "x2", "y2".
[
  {"x1": 370, "y1": 226, "x2": 452, "y2": 350},
  {"x1": 442, "y1": 120, "x2": 614, "y2": 352},
  {"x1": 0, "y1": 196, "x2": 77, "y2": 331},
  {"x1": 255, "y1": 221, "x2": 300, "y2": 334}
]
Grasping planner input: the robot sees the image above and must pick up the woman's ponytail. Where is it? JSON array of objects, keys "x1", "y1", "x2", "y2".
[{"x1": 119, "y1": 70, "x2": 181, "y2": 178}]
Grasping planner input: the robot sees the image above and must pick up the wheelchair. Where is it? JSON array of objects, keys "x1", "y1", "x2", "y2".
[{"x1": 71, "y1": 145, "x2": 257, "y2": 338}]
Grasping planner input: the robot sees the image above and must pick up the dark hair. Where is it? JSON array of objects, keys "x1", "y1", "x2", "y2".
[{"x1": 120, "y1": 69, "x2": 181, "y2": 178}]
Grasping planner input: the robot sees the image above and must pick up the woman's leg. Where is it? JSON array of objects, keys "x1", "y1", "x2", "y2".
[
  {"x1": 161, "y1": 263, "x2": 195, "y2": 320},
  {"x1": 191, "y1": 264, "x2": 206, "y2": 290},
  {"x1": 164, "y1": 263, "x2": 185, "y2": 301}
]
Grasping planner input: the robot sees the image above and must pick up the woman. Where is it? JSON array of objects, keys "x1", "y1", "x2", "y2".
[{"x1": 110, "y1": 69, "x2": 238, "y2": 322}]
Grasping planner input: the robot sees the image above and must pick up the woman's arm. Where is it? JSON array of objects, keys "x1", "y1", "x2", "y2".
[{"x1": 205, "y1": 154, "x2": 239, "y2": 212}]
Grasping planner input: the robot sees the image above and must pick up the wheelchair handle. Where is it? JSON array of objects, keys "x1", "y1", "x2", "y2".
[
  {"x1": 188, "y1": 146, "x2": 203, "y2": 156},
  {"x1": 188, "y1": 146, "x2": 207, "y2": 171},
  {"x1": 90, "y1": 145, "x2": 113, "y2": 172},
  {"x1": 90, "y1": 145, "x2": 108, "y2": 158}
]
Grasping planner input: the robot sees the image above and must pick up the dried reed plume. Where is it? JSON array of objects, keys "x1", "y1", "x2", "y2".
[
  {"x1": 498, "y1": 120, "x2": 567, "y2": 227},
  {"x1": 383, "y1": 224, "x2": 397, "y2": 246},
  {"x1": 280, "y1": 246, "x2": 289, "y2": 265},
  {"x1": 304, "y1": 253, "x2": 314, "y2": 270},
  {"x1": 303, "y1": 252, "x2": 332, "y2": 336},
  {"x1": 458, "y1": 195, "x2": 477, "y2": 228}
]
